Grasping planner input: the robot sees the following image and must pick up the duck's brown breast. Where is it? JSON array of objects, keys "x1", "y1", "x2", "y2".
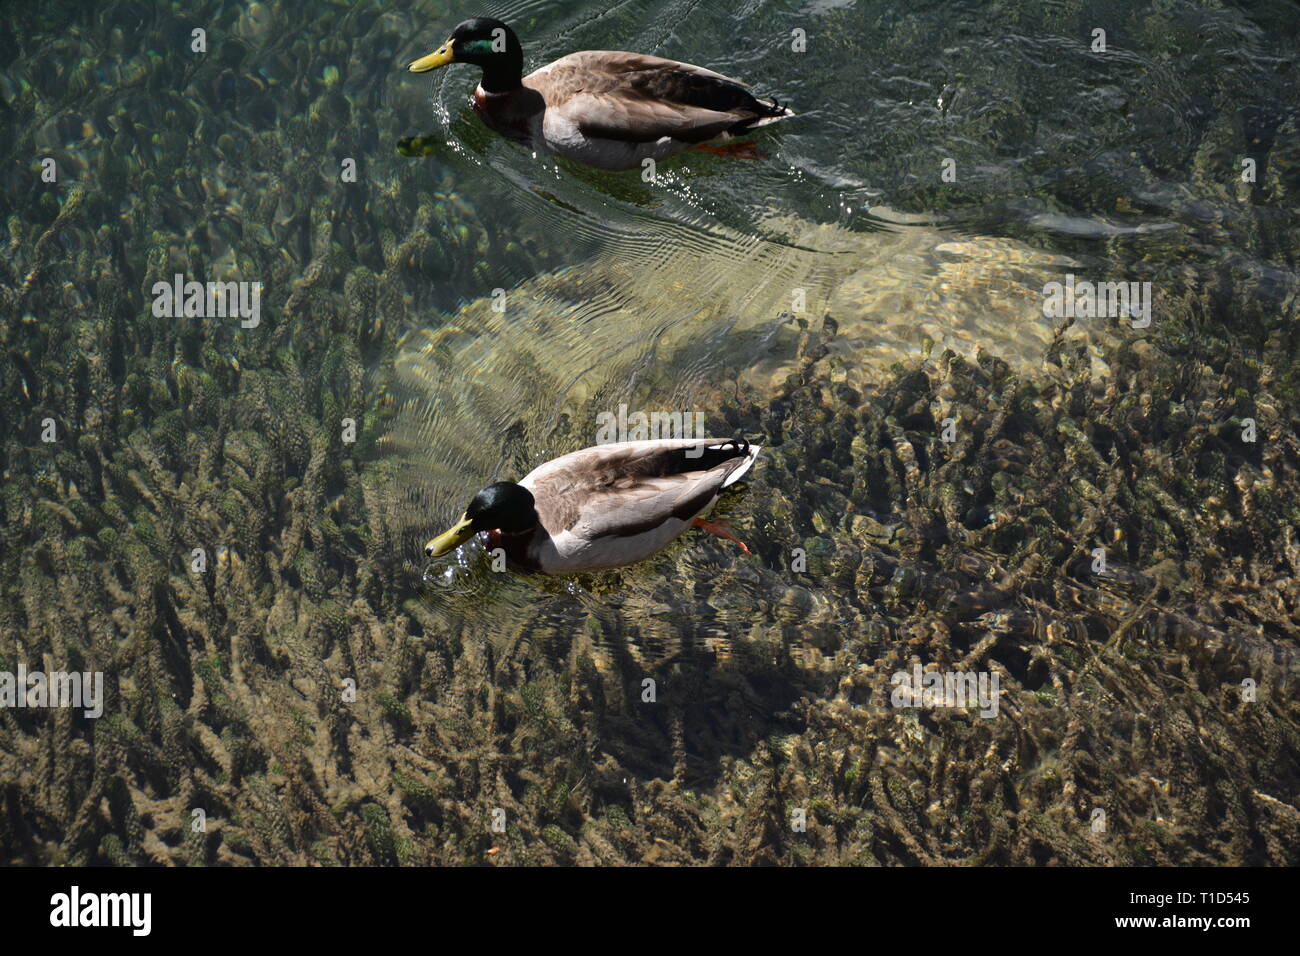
[
  {"x1": 484, "y1": 528, "x2": 542, "y2": 572},
  {"x1": 472, "y1": 87, "x2": 542, "y2": 144}
]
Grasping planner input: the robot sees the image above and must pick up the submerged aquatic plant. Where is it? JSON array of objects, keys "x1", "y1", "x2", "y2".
[{"x1": 1, "y1": 0, "x2": 1297, "y2": 867}]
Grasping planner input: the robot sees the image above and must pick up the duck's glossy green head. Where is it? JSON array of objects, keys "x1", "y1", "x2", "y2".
[
  {"x1": 407, "y1": 18, "x2": 524, "y2": 92},
  {"x1": 425, "y1": 481, "x2": 537, "y2": 557}
]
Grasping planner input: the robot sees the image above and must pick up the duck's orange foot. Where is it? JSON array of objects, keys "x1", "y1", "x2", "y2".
[
  {"x1": 692, "y1": 518, "x2": 752, "y2": 555},
  {"x1": 694, "y1": 141, "x2": 767, "y2": 161}
]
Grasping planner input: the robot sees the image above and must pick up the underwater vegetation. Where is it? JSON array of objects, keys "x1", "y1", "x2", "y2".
[
  {"x1": 1, "y1": 0, "x2": 1298, "y2": 865},
  {"x1": 3, "y1": 275, "x2": 1297, "y2": 862}
]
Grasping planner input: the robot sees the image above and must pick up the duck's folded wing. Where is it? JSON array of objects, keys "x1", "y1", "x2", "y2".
[
  {"x1": 567, "y1": 95, "x2": 743, "y2": 143},
  {"x1": 540, "y1": 52, "x2": 771, "y2": 144},
  {"x1": 572, "y1": 471, "x2": 728, "y2": 540},
  {"x1": 527, "y1": 440, "x2": 754, "y2": 541}
]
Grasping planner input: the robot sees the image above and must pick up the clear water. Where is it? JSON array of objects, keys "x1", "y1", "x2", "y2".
[
  {"x1": 377, "y1": 0, "x2": 1298, "y2": 643},
  {"x1": 2, "y1": 0, "x2": 1297, "y2": 864}
]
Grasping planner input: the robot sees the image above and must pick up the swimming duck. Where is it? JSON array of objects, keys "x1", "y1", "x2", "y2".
[
  {"x1": 425, "y1": 438, "x2": 760, "y2": 573},
  {"x1": 407, "y1": 18, "x2": 792, "y2": 171}
]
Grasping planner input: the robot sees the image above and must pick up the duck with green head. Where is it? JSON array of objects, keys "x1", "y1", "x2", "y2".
[
  {"x1": 408, "y1": 18, "x2": 793, "y2": 171},
  {"x1": 426, "y1": 438, "x2": 761, "y2": 573}
]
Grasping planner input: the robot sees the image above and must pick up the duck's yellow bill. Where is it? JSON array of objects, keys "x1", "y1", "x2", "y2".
[
  {"x1": 408, "y1": 44, "x2": 455, "y2": 73},
  {"x1": 425, "y1": 515, "x2": 474, "y2": 557}
]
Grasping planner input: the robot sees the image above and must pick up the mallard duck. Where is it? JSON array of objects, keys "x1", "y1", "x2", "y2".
[
  {"x1": 425, "y1": 438, "x2": 760, "y2": 573},
  {"x1": 407, "y1": 18, "x2": 792, "y2": 171}
]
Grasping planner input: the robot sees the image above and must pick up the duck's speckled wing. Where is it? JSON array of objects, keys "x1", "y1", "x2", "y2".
[
  {"x1": 531, "y1": 51, "x2": 780, "y2": 144},
  {"x1": 521, "y1": 439, "x2": 757, "y2": 541}
]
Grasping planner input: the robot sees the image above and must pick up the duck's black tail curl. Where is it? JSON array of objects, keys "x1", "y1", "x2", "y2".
[
  {"x1": 642, "y1": 437, "x2": 755, "y2": 477},
  {"x1": 686, "y1": 437, "x2": 751, "y2": 471}
]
